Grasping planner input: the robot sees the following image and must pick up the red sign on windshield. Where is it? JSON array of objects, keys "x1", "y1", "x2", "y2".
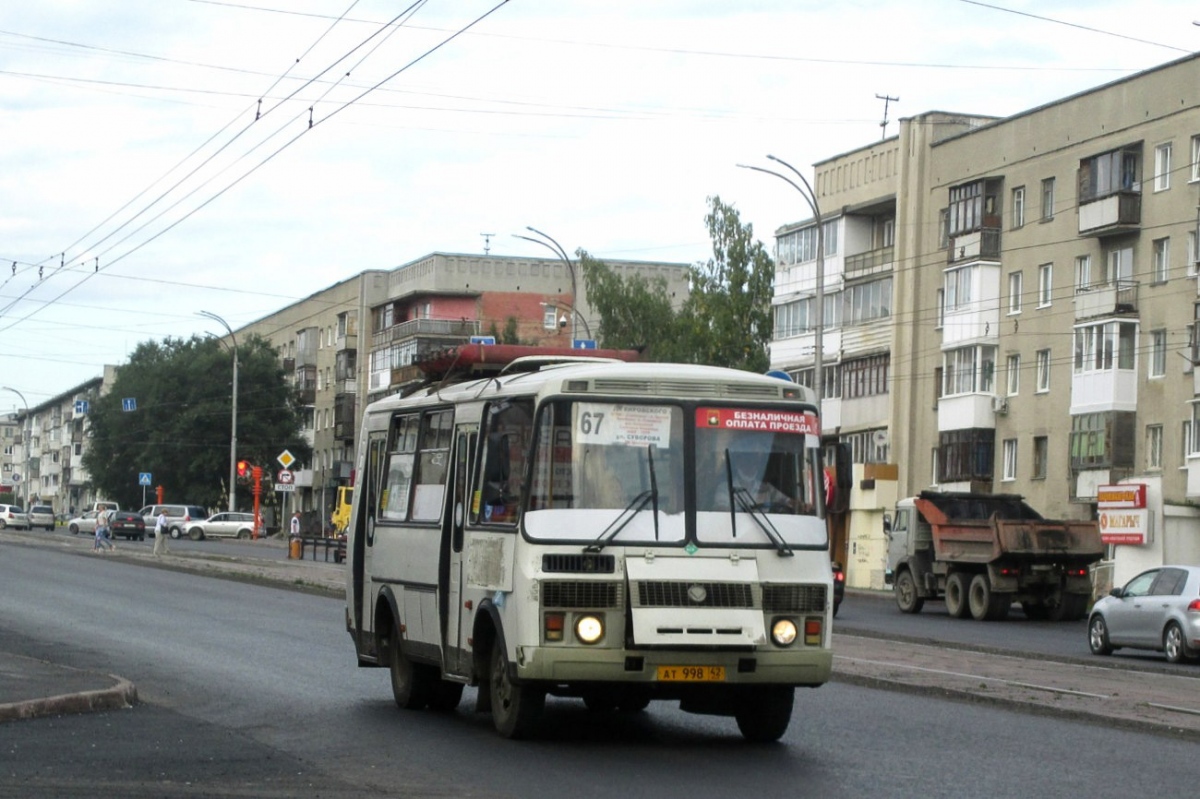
[{"x1": 695, "y1": 407, "x2": 819, "y2": 435}]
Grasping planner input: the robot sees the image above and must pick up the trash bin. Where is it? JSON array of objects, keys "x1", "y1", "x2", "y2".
[{"x1": 289, "y1": 535, "x2": 302, "y2": 560}]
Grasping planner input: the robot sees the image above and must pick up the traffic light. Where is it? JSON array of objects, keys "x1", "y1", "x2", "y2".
[{"x1": 237, "y1": 459, "x2": 249, "y2": 478}]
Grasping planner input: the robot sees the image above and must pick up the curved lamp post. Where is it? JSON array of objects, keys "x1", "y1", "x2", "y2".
[
  {"x1": 199, "y1": 311, "x2": 238, "y2": 512},
  {"x1": 1, "y1": 386, "x2": 29, "y2": 507},
  {"x1": 737, "y1": 155, "x2": 825, "y2": 404},
  {"x1": 513, "y1": 226, "x2": 592, "y2": 341}
]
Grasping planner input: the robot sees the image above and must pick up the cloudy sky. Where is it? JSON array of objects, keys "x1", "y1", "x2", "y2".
[{"x1": 1, "y1": 0, "x2": 1197, "y2": 408}]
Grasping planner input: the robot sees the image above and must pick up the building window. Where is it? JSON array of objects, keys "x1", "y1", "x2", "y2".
[
  {"x1": 938, "y1": 428, "x2": 995, "y2": 483},
  {"x1": 935, "y1": 289, "x2": 945, "y2": 329},
  {"x1": 1008, "y1": 271, "x2": 1023, "y2": 315},
  {"x1": 842, "y1": 277, "x2": 892, "y2": 326},
  {"x1": 945, "y1": 265, "x2": 975, "y2": 311},
  {"x1": 1041, "y1": 177, "x2": 1055, "y2": 221},
  {"x1": 774, "y1": 298, "x2": 812, "y2": 338},
  {"x1": 1192, "y1": 134, "x2": 1200, "y2": 182},
  {"x1": 1074, "y1": 321, "x2": 1137, "y2": 373},
  {"x1": 1036, "y1": 349, "x2": 1051, "y2": 393},
  {"x1": 840, "y1": 354, "x2": 890, "y2": 399},
  {"x1": 943, "y1": 345, "x2": 997, "y2": 396},
  {"x1": 543, "y1": 308, "x2": 557, "y2": 330},
  {"x1": 1038, "y1": 263, "x2": 1053, "y2": 307},
  {"x1": 938, "y1": 209, "x2": 950, "y2": 249},
  {"x1": 1011, "y1": 186, "x2": 1025, "y2": 229},
  {"x1": 1006, "y1": 354, "x2": 1020, "y2": 396},
  {"x1": 1152, "y1": 237, "x2": 1170, "y2": 284},
  {"x1": 1105, "y1": 246, "x2": 1133, "y2": 284},
  {"x1": 1074, "y1": 255, "x2": 1092, "y2": 291},
  {"x1": 1189, "y1": 230, "x2": 1198, "y2": 277},
  {"x1": 1033, "y1": 436, "x2": 1048, "y2": 479},
  {"x1": 1002, "y1": 439, "x2": 1017, "y2": 481},
  {"x1": 1149, "y1": 329, "x2": 1166, "y2": 378},
  {"x1": 1146, "y1": 424, "x2": 1163, "y2": 470},
  {"x1": 1154, "y1": 142, "x2": 1172, "y2": 191}
]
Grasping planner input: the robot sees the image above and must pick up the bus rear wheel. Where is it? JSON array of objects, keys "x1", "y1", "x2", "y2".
[
  {"x1": 735, "y1": 685, "x2": 794, "y2": 743},
  {"x1": 489, "y1": 643, "x2": 544, "y2": 738}
]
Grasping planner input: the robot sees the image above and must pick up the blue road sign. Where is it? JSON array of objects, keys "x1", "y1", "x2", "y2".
[
  {"x1": 469, "y1": 335, "x2": 496, "y2": 345},
  {"x1": 572, "y1": 339, "x2": 597, "y2": 350},
  {"x1": 122, "y1": 398, "x2": 137, "y2": 412},
  {"x1": 138, "y1": 472, "x2": 152, "y2": 486}
]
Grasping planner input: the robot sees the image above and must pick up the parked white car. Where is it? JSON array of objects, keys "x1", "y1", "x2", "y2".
[
  {"x1": 186, "y1": 512, "x2": 258, "y2": 540},
  {"x1": 0, "y1": 504, "x2": 29, "y2": 530}
]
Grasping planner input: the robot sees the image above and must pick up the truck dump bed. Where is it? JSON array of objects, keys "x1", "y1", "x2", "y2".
[{"x1": 914, "y1": 491, "x2": 1103, "y2": 565}]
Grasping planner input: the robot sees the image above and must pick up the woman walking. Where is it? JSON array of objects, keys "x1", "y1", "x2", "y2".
[{"x1": 93, "y1": 509, "x2": 115, "y2": 553}]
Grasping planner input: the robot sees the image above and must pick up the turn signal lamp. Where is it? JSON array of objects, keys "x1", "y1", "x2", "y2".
[
  {"x1": 804, "y1": 617, "x2": 823, "y2": 646},
  {"x1": 544, "y1": 612, "x2": 565, "y2": 642}
]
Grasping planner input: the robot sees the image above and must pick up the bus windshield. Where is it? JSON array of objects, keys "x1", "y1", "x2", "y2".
[{"x1": 524, "y1": 400, "x2": 825, "y2": 549}]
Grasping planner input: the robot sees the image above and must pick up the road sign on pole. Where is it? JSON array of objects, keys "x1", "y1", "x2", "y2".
[
  {"x1": 138, "y1": 472, "x2": 152, "y2": 486},
  {"x1": 277, "y1": 450, "x2": 295, "y2": 469}
]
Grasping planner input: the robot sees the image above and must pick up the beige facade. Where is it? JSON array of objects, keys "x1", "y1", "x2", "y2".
[
  {"x1": 234, "y1": 252, "x2": 690, "y2": 528},
  {"x1": 772, "y1": 54, "x2": 1200, "y2": 588}
]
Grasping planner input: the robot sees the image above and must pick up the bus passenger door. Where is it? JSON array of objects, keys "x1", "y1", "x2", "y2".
[{"x1": 441, "y1": 425, "x2": 476, "y2": 676}]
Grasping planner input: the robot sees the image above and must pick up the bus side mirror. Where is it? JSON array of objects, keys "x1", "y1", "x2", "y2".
[{"x1": 883, "y1": 513, "x2": 892, "y2": 538}]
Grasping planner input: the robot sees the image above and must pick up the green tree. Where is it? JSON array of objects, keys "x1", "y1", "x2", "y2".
[
  {"x1": 688, "y1": 195, "x2": 774, "y2": 372},
  {"x1": 581, "y1": 195, "x2": 774, "y2": 370},
  {"x1": 82, "y1": 335, "x2": 311, "y2": 511}
]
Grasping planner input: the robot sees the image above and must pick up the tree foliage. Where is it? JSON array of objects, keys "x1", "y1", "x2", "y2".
[
  {"x1": 81, "y1": 335, "x2": 311, "y2": 511},
  {"x1": 581, "y1": 195, "x2": 774, "y2": 371}
]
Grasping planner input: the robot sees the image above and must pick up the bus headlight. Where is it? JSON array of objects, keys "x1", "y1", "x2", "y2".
[
  {"x1": 771, "y1": 618, "x2": 798, "y2": 647},
  {"x1": 574, "y1": 614, "x2": 605, "y2": 644}
]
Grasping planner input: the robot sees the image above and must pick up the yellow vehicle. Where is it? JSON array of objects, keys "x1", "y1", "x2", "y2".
[{"x1": 331, "y1": 486, "x2": 353, "y2": 535}]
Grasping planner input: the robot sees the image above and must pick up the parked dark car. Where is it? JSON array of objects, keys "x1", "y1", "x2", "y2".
[
  {"x1": 108, "y1": 510, "x2": 147, "y2": 541},
  {"x1": 832, "y1": 561, "x2": 845, "y2": 617}
]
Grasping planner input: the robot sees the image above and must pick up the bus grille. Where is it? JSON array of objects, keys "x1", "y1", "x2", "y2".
[
  {"x1": 762, "y1": 584, "x2": 827, "y2": 613},
  {"x1": 542, "y1": 581, "x2": 623, "y2": 609},
  {"x1": 542, "y1": 553, "x2": 616, "y2": 574},
  {"x1": 636, "y1": 581, "x2": 754, "y2": 608}
]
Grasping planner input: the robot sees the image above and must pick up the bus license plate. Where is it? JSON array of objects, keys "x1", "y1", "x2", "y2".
[{"x1": 656, "y1": 665, "x2": 725, "y2": 682}]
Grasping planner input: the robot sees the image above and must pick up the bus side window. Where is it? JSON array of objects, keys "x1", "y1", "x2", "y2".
[{"x1": 473, "y1": 399, "x2": 533, "y2": 524}]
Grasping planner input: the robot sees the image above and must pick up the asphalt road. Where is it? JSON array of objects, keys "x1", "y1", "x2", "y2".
[{"x1": 3, "y1": 539, "x2": 1200, "y2": 797}]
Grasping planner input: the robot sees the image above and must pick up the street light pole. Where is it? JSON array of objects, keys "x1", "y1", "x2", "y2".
[
  {"x1": 1, "y1": 386, "x2": 29, "y2": 508},
  {"x1": 199, "y1": 311, "x2": 238, "y2": 513},
  {"x1": 514, "y1": 227, "x2": 589, "y2": 342},
  {"x1": 737, "y1": 156, "x2": 825, "y2": 405}
]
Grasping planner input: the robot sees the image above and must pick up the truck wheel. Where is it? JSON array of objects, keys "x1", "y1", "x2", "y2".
[
  {"x1": 945, "y1": 573, "x2": 970, "y2": 619},
  {"x1": 1088, "y1": 615, "x2": 1113, "y2": 655},
  {"x1": 1049, "y1": 594, "x2": 1086, "y2": 622},
  {"x1": 490, "y1": 642, "x2": 544, "y2": 738},
  {"x1": 427, "y1": 680, "x2": 464, "y2": 712},
  {"x1": 894, "y1": 570, "x2": 924, "y2": 614},
  {"x1": 735, "y1": 686, "x2": 794, "y2": 743},
  {"x1": 968, "y1": 574, "x2": 1009, "y2": 621}
]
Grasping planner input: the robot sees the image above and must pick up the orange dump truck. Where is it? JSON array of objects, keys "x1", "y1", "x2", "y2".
[{"x1": 884, "y1": 491, "x2": 1103, "y2": 621}]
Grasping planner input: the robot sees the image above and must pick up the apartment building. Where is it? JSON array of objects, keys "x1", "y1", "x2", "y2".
[
  {"x1": 236, "y1": 252, "x2": 690, "y2": 528},
  {"x1": 772, "y1": 53, "x2": 1200, "y2": 589},
  {"x1": 1, "y1": 374, "x2": 112, "y2": 516}
]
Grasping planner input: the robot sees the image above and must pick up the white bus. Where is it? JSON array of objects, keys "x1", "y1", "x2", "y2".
[{"x1": 344, "y1": 345, "x2": 834, "y2": 741}]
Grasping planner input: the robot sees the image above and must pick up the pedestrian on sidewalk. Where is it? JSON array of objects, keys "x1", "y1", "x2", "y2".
[
  {"x1": 153, "y1": 509, "x2": 169, "y2": 556},
  {"x1": 93, "y1": 510, "x2": 115, "y2": 553},
  {"x1": 290, "y1": 511, "x2": 301, "y2": 537}
]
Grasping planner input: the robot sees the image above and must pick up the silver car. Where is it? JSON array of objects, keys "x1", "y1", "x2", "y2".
[
  {"x1": 28, "y1": 504, "x2": 55, "y2": 531},
  {"x1": 1088, "y1": 565, "x2": 1200, "y2": 664},
  {"x1": 185, "y1": 512, "x2": 258, "y2": 540}
]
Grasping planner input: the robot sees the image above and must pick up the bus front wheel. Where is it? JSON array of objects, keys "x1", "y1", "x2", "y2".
[
  {"x1": 735, "y1": 685, "x2": 794, "y2": 742},
  {"x1": 389, "y1": 622, "x2": 433, "y2": 709},
  {"x1": 489, "y1": 643, "x2": 544, "y2": 739}
]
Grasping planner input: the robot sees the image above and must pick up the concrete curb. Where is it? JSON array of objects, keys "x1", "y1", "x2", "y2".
[{"x1": 0, "y1": 656, "x2": 138, "y2": 724}]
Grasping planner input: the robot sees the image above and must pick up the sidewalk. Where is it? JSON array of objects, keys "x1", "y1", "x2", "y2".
[{"x1": 4, "y1": 528, "x2": 1199, "y2": 738}]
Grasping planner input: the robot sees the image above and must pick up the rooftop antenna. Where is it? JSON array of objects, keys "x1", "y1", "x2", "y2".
[
  {"x1": 876, "y1": 93, "x2": 899, "y2": 139},
  {"x1": 480, "y1": 232, "x2": 494, "y2": 255}
]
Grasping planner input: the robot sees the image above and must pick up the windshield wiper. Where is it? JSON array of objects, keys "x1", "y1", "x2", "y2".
[
  {"x1": 732, "y1": 487, "x2": 794, "y2": 557},
  {"x1": 584, "y1": 489, "x2": 655, "y2": 553},
  {"x1": 584, "y1": 444, "x2": 661, "y2": 553}
]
